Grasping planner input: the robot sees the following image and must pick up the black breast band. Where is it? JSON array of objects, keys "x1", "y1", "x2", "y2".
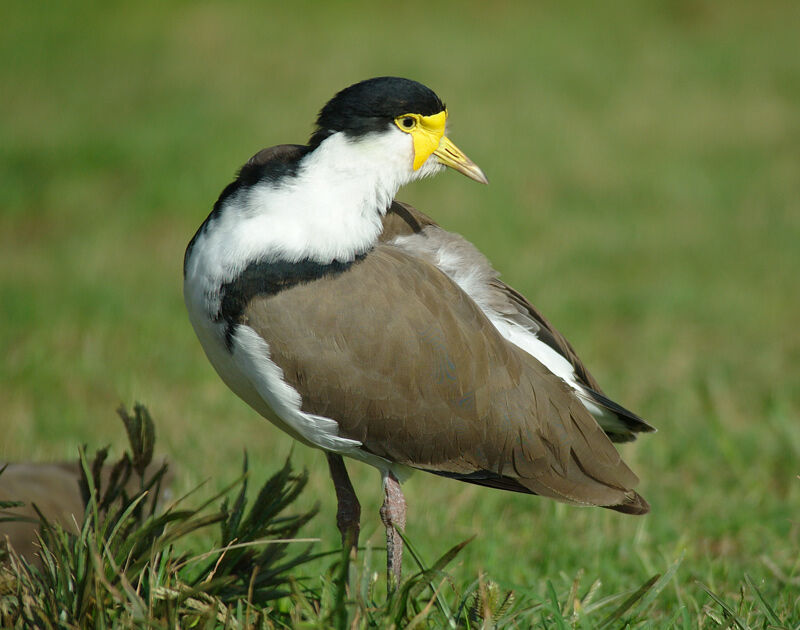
[{"x1": 216, "y1": 255, "x2": 365, "y2": 351}]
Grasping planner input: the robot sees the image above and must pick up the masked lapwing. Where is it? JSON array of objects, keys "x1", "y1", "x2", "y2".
[{"x1": 184, "y1": 77, "x2": 654, "y2": 585}]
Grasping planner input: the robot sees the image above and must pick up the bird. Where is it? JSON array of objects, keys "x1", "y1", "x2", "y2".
[
  {"x1": 0, "y1": 459, "x2": 173, "y2": 567},
  {"x1": 183, "y1": 76, "x2": 654, "y2": 585}
]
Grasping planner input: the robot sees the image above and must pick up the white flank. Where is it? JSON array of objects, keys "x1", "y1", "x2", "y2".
[{"x1": 231, "y1": 326, "x2": 362, "y2": 452}]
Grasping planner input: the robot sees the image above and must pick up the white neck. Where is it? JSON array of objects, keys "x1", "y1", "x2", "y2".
[
  {"x1": 184, "y1": 128, "x2": 444, "y2": 312},
  {"x1": 300, "y1": 131, "x2": 413, "y2": 223}
]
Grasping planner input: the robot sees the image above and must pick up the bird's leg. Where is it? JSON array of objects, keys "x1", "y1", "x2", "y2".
[
  {"x1": 379, "y1": 471, "x2": 406, "y2": 588},
  {"x1": 326, "y1": 453, "x2": 361, "y2": 553}
]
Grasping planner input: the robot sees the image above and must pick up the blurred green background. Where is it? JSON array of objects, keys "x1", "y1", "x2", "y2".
[{"x1": 2, "y1": 0, "x2": 799, "y2": 620}]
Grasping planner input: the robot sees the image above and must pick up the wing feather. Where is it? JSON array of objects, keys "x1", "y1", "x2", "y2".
[
  {"x1": 241, "y1": 245, "x2": 648, "y2": 513},
  {"x1": 381, "y1": 201, "x2": 655, "y2": 442}
]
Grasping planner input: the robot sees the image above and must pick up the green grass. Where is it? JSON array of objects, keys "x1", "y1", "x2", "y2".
[
  {"x1": 0, "y1": 409, "x2": 695, "y2": 627},
  {"x1": 2, "y1": 0, "x2": 799, "y2": 625}
]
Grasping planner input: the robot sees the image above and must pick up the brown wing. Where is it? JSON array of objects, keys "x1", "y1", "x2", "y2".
[
  {"x1": 379, "y1": 201, "x2": 655, "y2": 442},
  {"x1": 241, "y1": 245, "x2": 648, "y2": 514},
  {"x1": 379, "y1": 201, "x2": 601, "y2": 385}
]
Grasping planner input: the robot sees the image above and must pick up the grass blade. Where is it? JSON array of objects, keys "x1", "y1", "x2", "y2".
[
  {"x1": 697, "y1": 582, "x2": 748, "y2": 630},
  {"x1": 744, "y1": 573, "x2": 784, "y2": 628},
  {"x1": 598, "y1": 573, "x2": 659, "y2": 629}
]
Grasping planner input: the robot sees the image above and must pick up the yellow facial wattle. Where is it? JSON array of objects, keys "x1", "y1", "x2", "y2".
[
  {"x1": 394, "y1": 110, "x2": 447, "y2": 170},
  {"x1": 393, "y1": 109, "x2": 488, "y2": 183}
]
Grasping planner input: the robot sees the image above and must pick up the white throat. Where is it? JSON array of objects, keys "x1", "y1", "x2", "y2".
[{"x1": 300, "y1": 131, "x2": 414, "y2": 224}]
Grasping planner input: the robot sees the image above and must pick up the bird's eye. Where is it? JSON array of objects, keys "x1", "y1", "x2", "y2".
[{"x1": 397, "y1": 115, "x2": 417, "y2": 131}]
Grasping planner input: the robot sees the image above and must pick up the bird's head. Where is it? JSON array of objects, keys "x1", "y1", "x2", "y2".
[{"x1": 309, "y1": 77, "x2": 488, "y2": 186}]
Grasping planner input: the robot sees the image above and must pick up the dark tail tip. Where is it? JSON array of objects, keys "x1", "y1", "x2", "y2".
[{"x1": 607, "y1": 491, "x2": 650, "y2": 515}]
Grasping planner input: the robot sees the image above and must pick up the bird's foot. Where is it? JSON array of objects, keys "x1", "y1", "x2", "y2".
[
  {"x1": 380, "y1": 472, "x2": 406, "y2": 588},
  {"x1": 327, "y1": 453, "x2": 361, "y2": 555}
]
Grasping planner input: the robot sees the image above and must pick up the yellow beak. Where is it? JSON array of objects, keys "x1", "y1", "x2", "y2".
[
  {"x1": 404, "y1": 111, "x2": 488, "y2": 185},
  {"x1": 433, "y1": 136, "x2": 489, "y2": 185}
]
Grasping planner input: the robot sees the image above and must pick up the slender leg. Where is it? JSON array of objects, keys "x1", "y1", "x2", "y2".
[
  {"x1": 379, "y1": 471, "x2": 407, "y2": 588},
  {"x1": 326, "y1": 453, "x2": 361, "y2": 553}
]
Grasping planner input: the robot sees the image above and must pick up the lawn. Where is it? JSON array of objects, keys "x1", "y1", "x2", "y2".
[{"x1": 1, "y1": 1, "x2": 799, "y2": 625}]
